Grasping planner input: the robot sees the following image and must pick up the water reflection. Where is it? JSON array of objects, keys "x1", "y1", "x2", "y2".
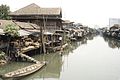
[
  {"x1": 19, "y1": 53, "x2": 62, "y2": 80},
  {"x1": 70, "y1": 34, "x2": 96, "y2": 50},
  {"x1": 22, "y1": 35, "x2": 120, "y2": 80},
  {"x1": 21, "y1": 34, "x2": 96, "y2": 80},
  {"x1": 0, "y1": 34, "x2": 97, "y2": 80},
  {"x1": 0, "y1": 62, "x2": 33, "y2": 80},
  {"x1": 103, "y1": 36, "x2": 120, "y2": 49}
]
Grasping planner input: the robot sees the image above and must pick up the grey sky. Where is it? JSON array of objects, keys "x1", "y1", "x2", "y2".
[{"x1": 1, "y1": 0, "x2": 120, "y2": 27}]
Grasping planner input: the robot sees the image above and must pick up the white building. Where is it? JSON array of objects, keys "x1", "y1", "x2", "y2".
[{"x1": 109, "y1": 18, "x2": 120, "y2": 27}]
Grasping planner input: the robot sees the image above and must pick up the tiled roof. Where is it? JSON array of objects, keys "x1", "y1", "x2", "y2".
[{"x1": 10, "y1": 3, "x2": 61, "y2": 15}]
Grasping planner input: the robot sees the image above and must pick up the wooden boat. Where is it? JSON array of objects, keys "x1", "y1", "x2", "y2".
[
  {"x1": 1, "y1": 61, "x2": 46, "y2": 79},
  {"x1": 46, "y1": 43, "x2": 68, "y2": 52},
  {"x1": 70, "y1": 38, "x2": 77, "y2": 41}
]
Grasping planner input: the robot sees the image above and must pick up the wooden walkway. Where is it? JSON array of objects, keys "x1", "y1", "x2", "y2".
[
  {"x1": 21, "y1": 45, "x2": 39, "y2": 53},
  {"x1": 19, "y1": 53, "x2": 40, "y2": 64}
]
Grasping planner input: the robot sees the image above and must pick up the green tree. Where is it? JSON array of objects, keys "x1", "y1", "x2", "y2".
[
  {"x1": 0, "y1": 4, "x2": 10, "y2": 20},
  {"x1": 3, "y1": 24, "x2": 19, "y2": 37}
]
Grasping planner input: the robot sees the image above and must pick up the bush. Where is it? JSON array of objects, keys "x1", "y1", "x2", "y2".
[
  {"x1": 0, "y1": 51, "x2": 5, "y2": 59},
  {"x1": 3, "y1": 24, "x2": 19, "y2": 37}
]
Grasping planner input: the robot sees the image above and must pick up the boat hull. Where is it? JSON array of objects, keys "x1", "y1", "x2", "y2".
[{"x1": 1, "y1": 62, "x2": 46, "y2": 79}]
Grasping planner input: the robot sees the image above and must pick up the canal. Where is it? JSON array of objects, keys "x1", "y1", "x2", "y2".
[{"x1": 0, "y1": 35, "x2": 120, "y2": 80}]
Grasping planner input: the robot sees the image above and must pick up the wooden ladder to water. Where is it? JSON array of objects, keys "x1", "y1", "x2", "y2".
[{"x1": 19, "y1": 53, "x2": 40, "y2": 64}]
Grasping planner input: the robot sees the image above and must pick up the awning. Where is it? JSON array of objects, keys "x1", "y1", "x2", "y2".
[
  {"x1": 44, "y1": 32, "x2": 53, "y2": 35},
  {"x1": 18, "y1": 29, "x2": 32, "y2": 36}
]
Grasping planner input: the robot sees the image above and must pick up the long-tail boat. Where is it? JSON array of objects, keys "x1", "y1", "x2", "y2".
[{"x1": 0, "y1": 61, "x2": 46, "y2": 79}]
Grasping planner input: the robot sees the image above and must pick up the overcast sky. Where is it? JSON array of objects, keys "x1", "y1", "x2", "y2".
[{"x1": 1, "y1": 0, "x2": 120, "y2": 27}]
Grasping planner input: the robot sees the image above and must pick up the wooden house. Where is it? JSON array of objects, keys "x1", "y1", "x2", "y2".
[
  {"x1": 9, "y1": 3, "x2": 62, "y2": 32},
  {"x1": 62, "y1": 20, "x2": 74, "y2": 29}
]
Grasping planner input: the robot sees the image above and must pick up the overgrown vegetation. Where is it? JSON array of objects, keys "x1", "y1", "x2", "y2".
[
  {"x1": 2, "y1": 24, "x2": 20, "y2": 61},
  {"x1": 3, "y1": 24, "x2": 19, "y2": 37},
  {"x1": 0, "y1": 51, "x2": 5, "y2": 60}
]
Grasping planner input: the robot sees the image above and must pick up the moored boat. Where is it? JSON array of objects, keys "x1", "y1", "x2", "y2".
[{"x1": 0, "y1": 61, "x2": 46, "y2": 79}]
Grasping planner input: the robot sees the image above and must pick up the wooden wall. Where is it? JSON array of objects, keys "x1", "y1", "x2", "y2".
[{"x1": 11, "y1": 15, "x2": 62, "y2": 32}]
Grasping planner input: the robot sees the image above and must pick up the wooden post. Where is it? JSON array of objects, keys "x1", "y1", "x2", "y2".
[
  {"x1": 39, "y1": 20, "x2": 42, "y2": 54},
  {"x1": 42, "y1": 15, "x2": 46, "y2": 54},
  {"x1": 52, "y1": 34, "x2": 54, "y2": 49}
]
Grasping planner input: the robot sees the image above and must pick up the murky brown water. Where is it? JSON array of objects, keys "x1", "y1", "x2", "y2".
[{"x1": 0, "y1": 35, "x2": 120, "y2": 80}]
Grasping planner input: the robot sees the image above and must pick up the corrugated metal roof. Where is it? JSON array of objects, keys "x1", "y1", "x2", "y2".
[
  {"x1": 15, "y1": 22, "x2": 34, "y2": 29},
  {"x1": 0, "y1": 20, "x2": 41, "y2": 36},
  {"x1": 0, "y1": 20, "x2": 19, "y2": 29},
  {"x1": 0, "y1": 20, "x2": 39, "y2": 30},
  {"x1": 18, "y1": 29, "x2": 32, "y2": 36}
]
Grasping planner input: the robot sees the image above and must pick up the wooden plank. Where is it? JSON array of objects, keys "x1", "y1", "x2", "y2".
[
  {"x1": 19, "y1": 53, "x2": 39, "y2": 63},
  {"x1": 21, "y1": 45, "x2": 39, "y2": 53}
]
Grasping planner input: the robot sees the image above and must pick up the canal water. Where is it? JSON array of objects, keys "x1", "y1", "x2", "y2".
[{"x1": 0, "y1": 35, "x2": 120, "y2": 80}]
